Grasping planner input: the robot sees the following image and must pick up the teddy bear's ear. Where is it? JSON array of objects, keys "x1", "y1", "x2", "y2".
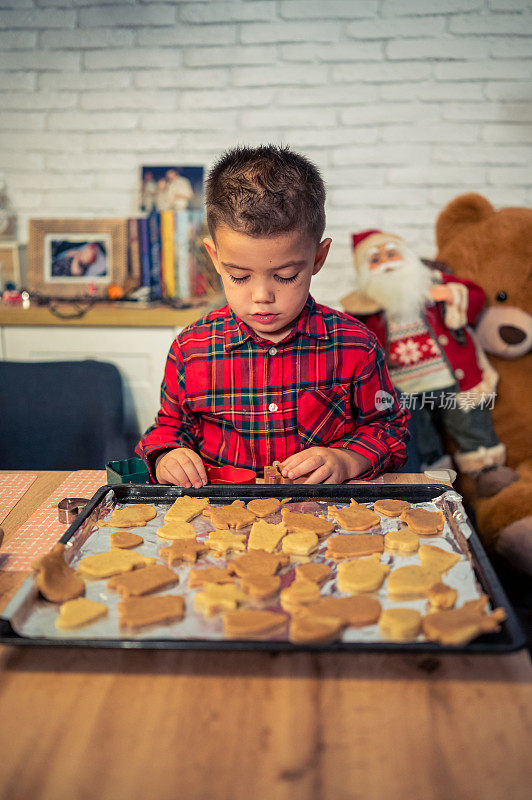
[{"x1": 436, "y1": 193, "x2": 494, "y2": 249}]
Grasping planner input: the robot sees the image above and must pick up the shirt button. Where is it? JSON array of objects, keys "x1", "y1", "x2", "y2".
[
  {"x1": 455, "y1": 368, "x2": 465, "y2": 380},
  {"x1": 438, "y1": 334, "x2": 448, "y2": 346},
  {"x1": 268, "y1": 347, "x2": 277, "y2": 356},
  {"x1": 268, "y1": 403, "x2": 278, "y2": 412}
]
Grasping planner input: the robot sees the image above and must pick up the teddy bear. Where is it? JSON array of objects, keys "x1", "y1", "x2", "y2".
[{"x1": 435, "y1": 193, "x2": 532, "y2": 574}]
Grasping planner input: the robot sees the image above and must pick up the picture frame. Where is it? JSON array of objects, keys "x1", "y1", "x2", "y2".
[
  {"x1": 139, "y1": 165, "x2": 204, "y2": 214},
  {"x1": 0, "y1": 240, "x2": 21, "y2": 289},
  {"x1": 27, "y1": 218, "x2": 128, "y2": 298}
]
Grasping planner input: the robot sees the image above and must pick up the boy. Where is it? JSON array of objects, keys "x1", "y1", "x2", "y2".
[{"x1": 136, "y1": 145, "x2": 409, "y2": 487}]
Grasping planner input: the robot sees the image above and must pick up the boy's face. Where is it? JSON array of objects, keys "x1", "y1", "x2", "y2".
[{"x1": 204, "y1": 227, "x2": 331, "y2": 343}]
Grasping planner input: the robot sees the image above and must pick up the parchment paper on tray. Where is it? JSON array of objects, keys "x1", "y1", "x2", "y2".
[{"x1": 5, "y1": 488, "x2": 493, "y2": 647}]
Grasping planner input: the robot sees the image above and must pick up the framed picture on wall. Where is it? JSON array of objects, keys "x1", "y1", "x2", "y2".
[
  {"x1": 27, "y1": 218, "x2": 128, "y2": 298},
  {"x1": 139, "y1": 165, "x2": 204, "y2": 214}
]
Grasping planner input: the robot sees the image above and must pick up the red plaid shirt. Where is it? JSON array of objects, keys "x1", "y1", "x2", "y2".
[{"x1": 136, "y1": 296, "x2": 409, "y2": 480}]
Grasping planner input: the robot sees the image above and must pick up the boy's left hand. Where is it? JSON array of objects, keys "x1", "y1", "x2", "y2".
[{"x1": 279, "y1": 447, "x2": 371, "y2": 484}]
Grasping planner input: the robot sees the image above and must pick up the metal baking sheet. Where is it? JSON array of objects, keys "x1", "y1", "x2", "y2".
[{"x1": 0, "y1": 483, "x2": 526, "y2": 653}]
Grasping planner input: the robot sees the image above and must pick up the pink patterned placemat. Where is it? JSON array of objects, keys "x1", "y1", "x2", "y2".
[
  {"x1": 0, "y1": 473, "x2": 38, "y2": 524},
  {"x1": 0, "y1": 470, "x2": 107, "y2": 571}
]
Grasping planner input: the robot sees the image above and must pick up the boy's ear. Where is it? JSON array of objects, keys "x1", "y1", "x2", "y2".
[
  {"x1": 312, "y1": 237, "x2": 332, "y2": 276},
  {"x1": 203, "y1": 237, "x2": 221, "y2": 274}
]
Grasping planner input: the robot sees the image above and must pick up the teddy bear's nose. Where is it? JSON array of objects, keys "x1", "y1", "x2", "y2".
[{"x1": 499, "y1": 325, "x2": 526, "y2": 345}]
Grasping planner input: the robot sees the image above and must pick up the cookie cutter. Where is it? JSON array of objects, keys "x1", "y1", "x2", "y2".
[
  {"x1": 106, "y1": 457, "x2": 151, "y2": 485},
  {"x1": 57, "y1": 498, "x2": 90, "y2": 524},
  {"x1": 205, "y1": 465, "x2": 256, "y2": 485}
]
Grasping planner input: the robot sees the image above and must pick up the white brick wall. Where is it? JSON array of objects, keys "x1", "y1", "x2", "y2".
[{"x1": 0, "y1": 0, "x2": 531, "y2": 307}]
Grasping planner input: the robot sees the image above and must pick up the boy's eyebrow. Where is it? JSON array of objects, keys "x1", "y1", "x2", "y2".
[{"x1": 221, "y1": 260, "x2": 306, "y2": 271}]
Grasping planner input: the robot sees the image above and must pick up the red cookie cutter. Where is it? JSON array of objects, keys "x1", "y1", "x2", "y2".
[{"x1": 205, "y1": 466, "x2": 256, "y2": 485}]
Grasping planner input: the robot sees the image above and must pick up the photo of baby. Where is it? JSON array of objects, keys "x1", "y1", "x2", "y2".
[{"x1": 45, "y1": 236, "x2": 111, "y2": 282}]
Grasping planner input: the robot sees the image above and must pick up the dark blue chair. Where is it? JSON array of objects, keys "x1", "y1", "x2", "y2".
[{"x1": 0, "y1": 360, "x2": 140, "y2": 470}]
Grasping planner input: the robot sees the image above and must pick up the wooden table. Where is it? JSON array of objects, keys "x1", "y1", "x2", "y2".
[{"x1": 0, "y1": 472, "x2": 531, "y2": 800}]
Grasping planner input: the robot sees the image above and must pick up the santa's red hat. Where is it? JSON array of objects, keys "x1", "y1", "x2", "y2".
[{"x1": 351, "y1": 229, "x2": 381, "y2": 250}]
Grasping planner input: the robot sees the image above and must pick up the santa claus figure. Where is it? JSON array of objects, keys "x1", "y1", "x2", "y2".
[{"x1": 343, "y1": 229, "x2": 513, "y2": 488}]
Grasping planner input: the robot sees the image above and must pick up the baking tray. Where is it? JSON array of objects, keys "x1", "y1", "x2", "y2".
[{"x1": 0, "y1": 483, "x2": 526, "y2": 653}]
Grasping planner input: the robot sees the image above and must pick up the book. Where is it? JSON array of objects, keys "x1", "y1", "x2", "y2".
[
  {"x1": 160, "y1": 210, "x2": 176, "y2": 297},
  {"x1": 175, "y1": 209, "x2": 190, "y2": 299},
  {"x1": 148, "y1": 210, "x2": 162, "y2": 299},
  {"x1": 127, "y1": 218, "x2": 141, "y2": 290},
  {"x1": 138, "y1": 217, "x2": 151, "y2": 288}
]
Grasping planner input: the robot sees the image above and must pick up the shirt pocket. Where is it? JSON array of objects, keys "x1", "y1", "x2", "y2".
[{"x1": 297, "y1": 385, "x2": 351, "y2": 447}]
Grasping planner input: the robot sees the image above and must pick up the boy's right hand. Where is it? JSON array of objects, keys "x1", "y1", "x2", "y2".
[{"x1": 155, "y1": 447, "x2": 207, "y2": 488}]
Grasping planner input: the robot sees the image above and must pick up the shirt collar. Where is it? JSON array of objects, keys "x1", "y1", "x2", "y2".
[{"x1": 224, "y1": 296, "x2": 328, "y2": 352}]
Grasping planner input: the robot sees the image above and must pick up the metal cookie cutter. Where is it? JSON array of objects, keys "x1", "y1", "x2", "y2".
[{"x1": 57, "y1": 498, "x2": 89, "y2": 524}]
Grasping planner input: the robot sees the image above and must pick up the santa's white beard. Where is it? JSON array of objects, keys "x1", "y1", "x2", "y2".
[{"x1": 359, "y1": 255, "x2": 434, "y2": 323}]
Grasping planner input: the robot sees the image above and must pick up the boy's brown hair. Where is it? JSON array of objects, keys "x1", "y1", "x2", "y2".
[{"x1": 206, "y1": 144, "x2": 326, "y2": 244}]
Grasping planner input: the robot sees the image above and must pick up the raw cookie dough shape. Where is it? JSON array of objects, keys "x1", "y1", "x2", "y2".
[
  {"x1": 159, "y1": 540, "x2": 207, "y2": 566},
  {"x1": 223, "y1": 608, "x2": 287, "y2": 638},
  {"x1": 423, "y1": 597, "x2": 506, "y2": 646},
  {"x1": 327, "y1": 504, "x2": 380, "y2": 531},
  {"x1": 419, "y1": 544, "x2": 461, "y2": 574},
  {"x1": 387, "y1": 565, "x2": 441, "y2": 600},
  {"x1": 281, "y1": 509, "x2": 334, "y2": 537},
  {"x1": 206, "y1": 530, "x2": 247, "y2": 555},
  {"x1": 248, "y1": 519, "x2": 287, "y2": 552},
  {"x1": 373, "y1": 499, "x2": 410, "y2": 518},
  {"x1": 107, "y1": 564, "x2": 179, "y2": 597},
  {"x1": 428, "y1": 582, "x2": 458, "y2": 610},
  {"x1": 326, "y1": 533, "x2": 384, "y2": 560},
  {"x1": 295, "y1": 563, "x2": 330, "y2": 585},
  {"x1": 118, "y1": 595, "x2": 185, "y2": 629},
  {"x1": 55, "y1": 597, "x2": 108, "y2": 630},
  {"x1": 110, "y1": 531, "x2": 144, "y2": 549},
  {"x1": 98, "y1": 504, "x2": 157, "y2": 529},
  {"x1": 240, "y1": 574, "x2": 281, "y2": 600},
  {"x1": 228, "y1": 551, "x2": 289, "y2": 578},
  {"x1": 193, "y1": 583, "x2": 248, "y2": 617},
  {"x1": 157, "y1": 521, "x2": 197, "y2": 541},
  {"x1": 379, "y1": 608, "x2": 422, "y2": 641},
  {"x1": 289, "y1": 614, "x2": 343, "y2": 644},
  {"x1": 188, "y1": 566, "x2": 235, "y2": 588},
  {"x1": 297, "y1": 595, "x2": 382, "y2": 627},
  {"x1": 209, "y1": 501, "x2": 255, "y2": 530},
  {"x1": 400, "y1": 508, "x2": 445, "y2": 536},
  {"x1": 337, "y1": 554, "x2": 390, "y2": 593},
  {"x1": 282, "y1": 531, "x2": 318, "y2": 557},
  {"x1": 32, "y1": 543, "x2": 85, "y2": 603},
  {"x1": 246, "y1": 498, "x2": 281, "y2": 518},
  {"x1": 384, "y1": 528, "x2": 419, "y2": 554},
  {"x1": 280, "y1": 579, "x2": 321, "y2": 613},
  {"x1": 165, "y1": 495, "x2": 210, "y2": 523},
  {"x1": 77, "y1": 550, "x2": 155, "y2": 579}
]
